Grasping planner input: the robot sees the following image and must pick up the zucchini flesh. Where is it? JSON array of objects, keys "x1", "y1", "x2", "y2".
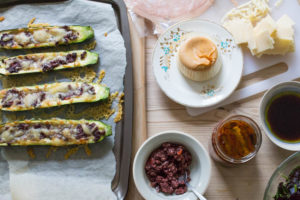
[
  {"x1": 0, "y1": 25, "x2": 94, "y2": 49},
  {"x1": 0, "y1": 50, "x2": 98, "y2": 75},
  {"x1": 0, "y1": 82, "x2": 109, "y2": 111},
  {"x1": 0, "y1": 118, "x2": 112, "y2": 146}
]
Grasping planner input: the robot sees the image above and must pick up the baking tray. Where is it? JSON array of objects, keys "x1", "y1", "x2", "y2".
[{"x1": 0, "y1": 0, "x2": 133, "y2": 199}]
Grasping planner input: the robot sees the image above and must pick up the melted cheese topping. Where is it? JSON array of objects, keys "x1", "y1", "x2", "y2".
[
  {"x1": 178, "y1": 36, "x2": 218, "y2": 70},
  {"x1": 14, "y1": 32, "x2": 31, "y2": 45},
  {"x1": 0, "y1": 50, "x2": 92, "y2": 74},
  {"x1": 33, "y1": 29, "x2": 50, "y2": 43},
  {"x1": 0, "y1": 26, "x2": 78, "y2": 49},
  {"x1": 0, "y1": 82, "x2": 100, "y2": 111},
  {"x1": 0, "y1": 119, "x2": 107, "y2": 145}
]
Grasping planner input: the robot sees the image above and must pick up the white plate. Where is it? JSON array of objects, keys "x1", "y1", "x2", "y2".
[{"x1": 152, "y1": 19, "x2": 243, "y2": 108}]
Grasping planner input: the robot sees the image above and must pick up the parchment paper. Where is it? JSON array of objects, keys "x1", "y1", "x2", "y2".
[{"x1": 0, "y1": 0, "x2": 127, "y2": 199}]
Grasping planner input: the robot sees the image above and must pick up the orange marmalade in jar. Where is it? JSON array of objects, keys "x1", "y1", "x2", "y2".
[{"x1": 210, "y1": 115, "x2": 262, "y2": 165}]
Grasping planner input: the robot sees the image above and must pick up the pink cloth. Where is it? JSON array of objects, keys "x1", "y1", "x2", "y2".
[{"x1": 125, "y1": 0, "x2": 214, "y2": 22}]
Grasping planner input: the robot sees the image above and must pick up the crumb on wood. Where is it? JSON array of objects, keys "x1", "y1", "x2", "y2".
[
  {"x1": 84, "y1": 145, "x2": 92, "y2": 156},
  {"x1": 114, "y1": 92, "x2": 124, "y2": 122},
  {"x1": 27, "y1": 147, "x2": 36, "y2": 159},
  {"x1": 0, "y1": 16, "x2": 5, "y2": 22},
  {"x1": 64, "y1": 146, "x2": 80, "y2": 159}
]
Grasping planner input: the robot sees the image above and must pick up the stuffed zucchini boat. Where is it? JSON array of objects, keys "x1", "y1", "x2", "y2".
[
  {"x1": 0, "y1": 82, "x2": 109, "y2": 111},
  {"x1": 0, "y1": 26, "x2": 94, "y2": 49},
  {"x1": 0, "y1": 50, "x2": 98, "y2": 75},
  {"x1": 0, "y1": 118, "x2": 112, "y2": 146}
]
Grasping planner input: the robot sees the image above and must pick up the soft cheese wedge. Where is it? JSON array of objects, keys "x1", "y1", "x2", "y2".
[
  {"x1": 0, "y1": 26, "x2": 94, "y2": 49},
  {"x1": 0, "y1": 82, "x2": 109, "y2": 111},
  {"x1": 0, "y1": 50, "x2": 98, "y2": 75},
  {"x1": 177, "y1": 34, "x2": 222, "y2": 82},
  {"x1": 0, "y1": 118, "x2": 111, "y2": 146}
]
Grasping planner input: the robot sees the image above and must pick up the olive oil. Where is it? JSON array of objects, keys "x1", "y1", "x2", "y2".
[{"x1": 266, "y1": 92, "x2": 300, "y2": 142}]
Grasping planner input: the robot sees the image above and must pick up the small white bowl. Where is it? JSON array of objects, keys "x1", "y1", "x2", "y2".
[
  {"x1": 133, "y1": 130, "x2": 211, "y2": 200},
  {"x1": 259, "y1": 81, "x2": 300, "y2": 151}
]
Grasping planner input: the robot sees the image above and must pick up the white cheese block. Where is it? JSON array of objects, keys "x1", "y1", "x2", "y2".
[
  {"x1": 223, "y1": 19, "x2": 254, "y2": 44},
  {"x1": 259, "y1": 37, "x2": 293, "y2": 56},
  {"x1": 277, "y1": 14, "x2": 295, "y2": 28},
  {"x1": 222, "y1": 1, "x2": 295, "y2": 57},
  {"x1": 277, "y1": 26, "x2": 294, "y2": 40},
  {"x1": 247, "y1": 35, "x2": 257, "y2": 55},
  {"x1": 248, "y1": 30, "x2": 274, "y2": 56},
  {"x1": 259, "y1": 15, "x2": 295, "y2": 56},
  {"x1": 276, "y1": 16, "x2": 295, "y2": 40},
  {"x1": 254, "y1": 14, "x2": 276, "y2": 36}
]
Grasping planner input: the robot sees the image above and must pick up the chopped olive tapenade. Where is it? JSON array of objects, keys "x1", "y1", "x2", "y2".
[
  {"x1": 0, "y1": 25, "x2": 94, "y2": 49},
  {"x1": 0, "y1": 50, "x2": 98, "y2": 75},
  {"x1": 0, "y1": 119, "x2": 111, "y2": 146},
  {"x1": 0, "y1": 82, "x2": 109, "y2": 111}
]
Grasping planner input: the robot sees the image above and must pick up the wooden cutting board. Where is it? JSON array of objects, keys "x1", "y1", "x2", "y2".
[
  {"x1": 125, "y1": 1, "x2": 299, "y2": 199},
  {"x1": 125, "y1": 15, "x2": 146, "y2": 200}
]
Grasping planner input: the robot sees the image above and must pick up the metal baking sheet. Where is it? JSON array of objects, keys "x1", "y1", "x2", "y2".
[{"x1": 0, "y1": 0, "x2": 133, "y2": 199}]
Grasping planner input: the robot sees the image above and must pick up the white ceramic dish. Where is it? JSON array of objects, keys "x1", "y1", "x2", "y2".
[
  {"x1": 259, "y1": 81, "x2": 300, "y2": 151},
  {"x1": 152, "y1": 19, "x2": 243, "y2": 108},
  {"x1": 133, "y1": 130, "x2": 211, "y2": 200}
]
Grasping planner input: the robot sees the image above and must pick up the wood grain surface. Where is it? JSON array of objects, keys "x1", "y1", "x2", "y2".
[
  {"x1": 126, "y1": 21, "x2": 299, "y2": 200},
  {"x1": 126, "y1": 16, "x2": 146, "y2": 200}
]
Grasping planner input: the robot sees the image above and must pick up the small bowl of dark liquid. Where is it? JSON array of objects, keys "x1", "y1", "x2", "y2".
[{"x1": 260, "y1": 81, "x2": 300, "y2": 151}]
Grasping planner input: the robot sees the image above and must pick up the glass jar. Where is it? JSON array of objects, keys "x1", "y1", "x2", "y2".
[{"x1": 209, "y1": 115, "x2": 262, "y2": 166}]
